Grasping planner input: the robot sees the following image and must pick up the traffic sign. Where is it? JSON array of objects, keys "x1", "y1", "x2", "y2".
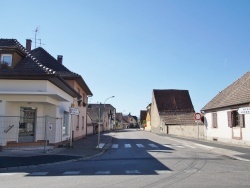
[
  {"x1": 238, "y1": 107, "x2": 250, "y2": 115},
  {"x1": 194, "y1": 113, "x2": 201, "y2": 120},
  {"x1": 69, "y1": 108, "x2": 80, "y2": 115}
]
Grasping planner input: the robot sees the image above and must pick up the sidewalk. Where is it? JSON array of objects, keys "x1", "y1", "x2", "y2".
[
  {"x1": 0, "y1": 132, "x2": 114, "y2": 170},
  {"x1": 156, "y1": 133, "x2": 250, "y2": 161}
]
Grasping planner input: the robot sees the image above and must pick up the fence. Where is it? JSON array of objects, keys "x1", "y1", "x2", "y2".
[{"x1": 0, "y1": 116, "x2": 68, "y2": 151}]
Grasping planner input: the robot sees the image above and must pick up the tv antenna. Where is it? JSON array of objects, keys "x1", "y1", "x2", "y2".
[
  {"x1": 33, "y1": 26, "x2": 45, "y2": 48},
  {"x1": 34, "y1": 26, "x2": 40, "y2": 48}
]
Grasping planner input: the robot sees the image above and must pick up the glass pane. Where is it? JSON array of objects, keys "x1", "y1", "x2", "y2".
[{"x1": 2, "y1": 55, "x2": 12, "y2": 66}]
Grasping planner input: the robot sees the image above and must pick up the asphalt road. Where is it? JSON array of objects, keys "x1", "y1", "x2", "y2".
[{"x1": 1, "y1": 129, "x2": 250, "y2": 188}]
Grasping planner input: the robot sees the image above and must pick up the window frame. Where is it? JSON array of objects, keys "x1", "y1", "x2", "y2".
[
  {"x1": 228, "y1": 110, "x2": 245, "y2": 128},
  {"x1": 1, "y1": 54, "x2": 12, "y2": 66}
]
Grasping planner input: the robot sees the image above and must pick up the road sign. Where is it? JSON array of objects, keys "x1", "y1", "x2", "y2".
[
  {"x1": 69, "y1": 108, "x2": 80, "y2": 115},
  {"x1": 238, "y1": 107, "x2": 250, "y2": 115},
  {"x1": 194, "y1": 113, "x2": 201, "y2": 120}
]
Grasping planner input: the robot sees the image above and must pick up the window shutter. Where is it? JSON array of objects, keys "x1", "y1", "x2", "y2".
[
  {"x1": 212, "y1": 113, "x2": 218, "y2": 128},
  {"x1": 227, "y1": 111, "x2": 232, "y2": 128},
  {"x1": 239, "y1": 114, "x2": 245, "y2": 128}
]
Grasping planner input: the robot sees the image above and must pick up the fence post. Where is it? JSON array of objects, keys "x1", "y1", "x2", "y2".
[{"x1": 43, "y1": 116, "x2": 48, "y2": 153}]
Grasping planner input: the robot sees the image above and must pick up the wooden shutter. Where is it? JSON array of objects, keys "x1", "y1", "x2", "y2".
[
  {"x1": 227, "y1": 111, "x2": 232, "y2": 128},
  {"x1": 212, "y1": 113, "x2": 218, "y2": 128},
  {"x1": 239, "y1": 114, "x2": 245, "y2": 128}
]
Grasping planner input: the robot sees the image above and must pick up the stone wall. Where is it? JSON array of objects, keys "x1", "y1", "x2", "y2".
[{"x1": 168, "y1": 123, "x2": 205, "y2": 139}]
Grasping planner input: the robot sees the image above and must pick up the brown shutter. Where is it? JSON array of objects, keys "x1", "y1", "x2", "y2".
[
  {"x1": 227, "y1": 111, "x2": 232, "y2": 128},
  {"x1": 239, "y1": 114, "x2": 245, "y2": 128},
  {"x1": 212, "y1": 113, "x2": 218, "y2": 128},
  {"x1": 214, "y1": 113, "x2": 217, "y2": 128}
]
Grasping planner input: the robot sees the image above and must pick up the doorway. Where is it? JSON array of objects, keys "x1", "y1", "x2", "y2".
[{"x1": 19, "y1": 107, "x2": 36, "y2": 142}]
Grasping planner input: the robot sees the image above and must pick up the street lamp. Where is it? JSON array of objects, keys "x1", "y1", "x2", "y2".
[{"x1": 98, "y1": 96, "x2": 115, "y2": 149}]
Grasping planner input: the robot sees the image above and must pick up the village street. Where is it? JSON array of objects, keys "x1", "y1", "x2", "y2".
[{"x1": 1, "y1": 129, "x2": 250, "y2": 188}]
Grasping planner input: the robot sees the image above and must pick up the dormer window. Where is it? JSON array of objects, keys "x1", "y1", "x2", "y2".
[{"x1": 1, "y1": 54, "x2": 12, "y2": 66}]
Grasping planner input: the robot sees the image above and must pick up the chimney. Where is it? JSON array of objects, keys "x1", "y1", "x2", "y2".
[
  {"x1": 57, "y1": 55, "x2": 63, "y2": 64},
  {"x1": 26, "y1": 39, "x2": 32, "y2": 52}
]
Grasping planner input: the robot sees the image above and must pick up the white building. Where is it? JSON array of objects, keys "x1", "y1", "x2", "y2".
[
  {"x1": 201, "y1": 71, "x2": 250, "y2": 146},
  {"x1": 0, "y1": 39, "x2": 92, "y2": 149}
]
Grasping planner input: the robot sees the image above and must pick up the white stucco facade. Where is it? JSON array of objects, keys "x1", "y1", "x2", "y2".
[
  {"x1": 204, "y1": 108, "x2": 250, "y2": 146},
  {"x1": 0, "y1": 79, "x2": 74, "y2": 147}
]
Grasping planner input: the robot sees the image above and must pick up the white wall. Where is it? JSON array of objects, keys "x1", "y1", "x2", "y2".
[
  {"x1": 205, "y1": 109, "x2": 250, "y2": 146},
  {"x1": 0, "y1": 79, "x2": 74, "y2": 146}
]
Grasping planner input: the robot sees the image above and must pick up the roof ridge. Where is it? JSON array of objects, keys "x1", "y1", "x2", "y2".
[
  {"x1": 34, "y1": 47, "x2": 80, "y2": 76},
  {"x1": 14, "y1": 41, "x2": 56, "y2": 75}
]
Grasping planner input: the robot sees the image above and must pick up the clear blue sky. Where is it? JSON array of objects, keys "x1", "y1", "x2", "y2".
[{"x1": 1, "y1": 0, "x2": 250, "y2": 117}]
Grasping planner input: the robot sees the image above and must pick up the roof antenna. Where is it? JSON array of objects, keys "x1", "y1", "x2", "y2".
[{"x1": 34, "y1": 26, "x2": 40, "y2": 48}]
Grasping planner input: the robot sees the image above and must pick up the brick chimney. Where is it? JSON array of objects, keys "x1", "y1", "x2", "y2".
[
  {"x1": 26, "y1": 39, "x2": 32, "y2": 52},
  {"x1": 57, "y1": 55, "x2": 63, "y2": 64}
]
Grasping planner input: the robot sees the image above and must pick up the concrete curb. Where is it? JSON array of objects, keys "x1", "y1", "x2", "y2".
[{"x1": 0, "y1": 137, "x2": 114, "y2": 171}]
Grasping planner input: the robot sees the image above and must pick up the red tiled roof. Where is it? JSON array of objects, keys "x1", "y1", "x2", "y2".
[{"x1": 153, "y1": 89, "x2": 195, "y2": 113}]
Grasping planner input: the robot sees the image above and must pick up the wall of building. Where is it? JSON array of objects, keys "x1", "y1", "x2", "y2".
[
  {"x1": 65, "y1": 80, "x2": 88, "y2": 141},
  {"x1": 0, "y1": 80, "x2": 74, "y2": 146},
  {"x1": 150, "y1": 94, "x2": 161, "y2": 133},
  {"x1": 168, "y1": 123, "x2": 205, "y2": 139},
  {"x1": 205, "y1": 109, "x2": 250, "y2": 146}
]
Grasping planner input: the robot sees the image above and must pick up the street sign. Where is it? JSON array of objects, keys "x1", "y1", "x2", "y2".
[
  {"x1": 194, "y1": 112, "x2": 201, "y2": 120},
  {"x1": 238, "y1": 107, "x2": 250, "y2": 115},
  {"x1": 69, "y1": 108, "x2": 80, "y2": 115}
]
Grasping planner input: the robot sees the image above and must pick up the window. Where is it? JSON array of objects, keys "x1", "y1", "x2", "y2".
[
  {"x1": 212, "y1": 112, "x2": 218, "y2": 128},
  {"x1": 228, "y1": 110, "x2": 245, "y2": 128},
  {"x1": 76, "y1": 115, "x2": 79, "y2": 130},
  {"x1": 82, "y1": 116, "x2": 84, "y2": 130},
  {"x1": 63, "y1": 111, "x2": 69, "y2": 135},
  {"x1": 1, "y1": 54, "x2": 12, "y2": 66}
]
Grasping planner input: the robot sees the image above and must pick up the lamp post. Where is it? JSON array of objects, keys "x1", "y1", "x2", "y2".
[{"x1": 98, "y1": 96, "x2": 115, "y2": 149}]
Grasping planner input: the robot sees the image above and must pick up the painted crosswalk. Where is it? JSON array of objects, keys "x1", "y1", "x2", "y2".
[
  {"x1": 97, "y1": 143, "x2": 197, "y2": 149},
  {"x1": 110, "y1": 143, "x2": 195, "y2": 149}
]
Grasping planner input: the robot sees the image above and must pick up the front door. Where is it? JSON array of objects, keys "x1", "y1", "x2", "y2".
[{"x1": 19, "y1": 107, "x2": 36, "y2": 142}]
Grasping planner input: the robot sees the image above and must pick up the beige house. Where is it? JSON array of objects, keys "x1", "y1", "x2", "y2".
[
  {"x1": 145, "y1": 104, "x2": 152, "y2": 131},
  {"x1": 87, "y1": 104, "x2": 116, "y2": 132},
  {"x1": 123, "y1": 113, "x2": 139, "y2": 128},
  {"x1": 201, "y1": 71, "x2": 250, "y2": 146},
  {"x1": 115, "y1": 113, "x2": 125, "y2": 130},
  {"x1": 150, "y1": 89, "x2": 202, "y2": 138}
]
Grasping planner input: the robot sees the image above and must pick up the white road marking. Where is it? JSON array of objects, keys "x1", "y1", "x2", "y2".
[
  {"x1": 96, "y1": 143, "x2": 105, "y2": 149},
  {"x1": 95, "y1": 171, "x2": 110, "y2": 175},
  {"x1": 125, "y1": 170, "x2": 141, "y2": 174},
  {"x1": 125, "y1": 144, "x2": 131, "y2": 148},
  {"x1": 176, "y1": 145, "x2": 185, "y2": 148},
  {"x1": 149, "y1": 144, "x2": 158, "y2": 148},
  {"x1": 155, "y1": 170, "x2": 172, "y2": 174},
  {"x1": 136, "y1": 144, "x2": 144, "y2": 148},
  {"x1": 163, "y1": 144, "x2": 174, "y2": 149},
  {"x1": 184, "y1": 144, "x2": 196, "y2": 148},
  {"x1": 195, "y1": 143, "x2": 214, "y2": 149},
  {"x1": 63, "y1": 171, "x2": 81, "y2": 175},
  {"x1": 112, "y1": 144, "x2": 118, "y2": 148},
  {"x1": 29, "y1": 172, "x2": 48, "y2": 176},
  {"x1": 0, "y1": 173, "x2": 21, "y2": 176}
]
